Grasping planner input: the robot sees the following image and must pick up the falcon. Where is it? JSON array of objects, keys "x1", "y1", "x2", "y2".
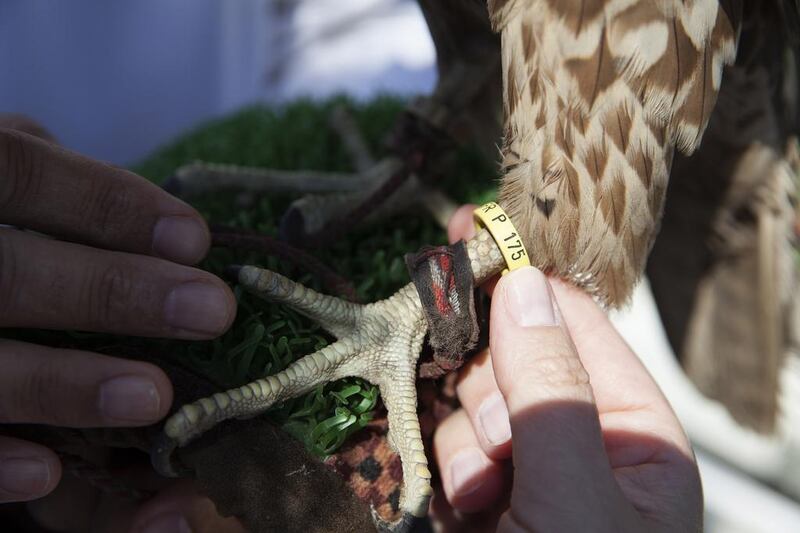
[{"x1": 152, "y1": 1, "x2": 798, "y2": 531}]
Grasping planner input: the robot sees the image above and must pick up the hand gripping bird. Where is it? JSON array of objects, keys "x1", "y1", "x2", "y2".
[{"x1": 153, "y1": 1, "x2": 744, "y2": 531}]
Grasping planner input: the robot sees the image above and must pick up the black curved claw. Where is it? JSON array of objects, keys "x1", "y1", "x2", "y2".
[
  {"x1": 224, "y1": 264, "x2": 244, "y2": 282},
  {"x1": 278, "y1": 205, "x2": 308, "y2": 246},
  {"x1": 150, "y1": 432, "x2": 191, "y2": 478},
  {"x1": 160, "y1": 174, "x2": 183, "y2": 196},
  {"x1": 370, "y1": 507, "x2": 417, "y2": 533}
]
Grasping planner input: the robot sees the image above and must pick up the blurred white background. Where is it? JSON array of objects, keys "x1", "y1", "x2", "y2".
[
  {"x1": 0, "y1": 0, "x2": 434, "y2": 165},
  {"x1": 2, "y1": 1, "x2": 800, "y2": 531}
]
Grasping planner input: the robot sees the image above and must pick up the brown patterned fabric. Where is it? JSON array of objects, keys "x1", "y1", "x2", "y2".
[
  {"x1": 326, "y1": 375, "x2": 461, "y2": 525},
  {"x1": 326, "y1": 419, "x2": 403, "y2": 522}
]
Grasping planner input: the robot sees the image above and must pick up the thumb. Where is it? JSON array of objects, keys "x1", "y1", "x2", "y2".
[{"x1": 489, "y1": 267, "x2": 620, "y2": 530}]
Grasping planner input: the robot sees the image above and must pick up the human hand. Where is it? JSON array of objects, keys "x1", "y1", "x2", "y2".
[
  {"x1": 431, "y1": 206, "x2": 702, "y2": 532},
  {"x1": 0, "y1": 121, "x2": 236, "y2": 507}
]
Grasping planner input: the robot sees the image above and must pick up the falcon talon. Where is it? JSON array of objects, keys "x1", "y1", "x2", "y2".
[
  {"x1": 150, "y1": 432, "x2": 190, "y2": 479},
  {"x1": 371, "y1": 507, "x2": 417, "y2": 533}
]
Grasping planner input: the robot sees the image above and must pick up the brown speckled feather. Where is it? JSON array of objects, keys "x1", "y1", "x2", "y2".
[
  {"x1": 488, "y1": 0, "x2": 741, "y2": 307},
  {"x1": 648, "y1": 0, "x2": 800, "y2": 432}
]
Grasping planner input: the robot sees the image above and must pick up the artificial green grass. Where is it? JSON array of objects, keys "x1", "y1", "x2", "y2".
[{"x1": 37, "y1": 96, "x2": 498, "y2": 458}]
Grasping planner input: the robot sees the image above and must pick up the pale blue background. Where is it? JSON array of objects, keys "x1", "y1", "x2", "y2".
[{"x1": 0, "y1": 0, "x2": 435, "y2": 164}]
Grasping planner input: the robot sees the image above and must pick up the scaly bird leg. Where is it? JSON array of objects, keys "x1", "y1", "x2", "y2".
[
  {"x1": 164, "y1": 156, "x2": 444, "y2": 244},
  {"x1": 165, "y1": 104, "x2": 458, "y2": 246},
  {"x1": 329, "y1": 104, "x2": 376, "y2": 173},
  {"x1": 152, "y1": 229, "x2": 504, "y2": 532},
  {"x1": 163, "y1": 105, "x2": 381, "y2": 201},
  {"x1": 165, "y1": 161, "x2": 372, "y2": 198},
  {"x1": 283, "y1": 106, "x2": 456, "y2": 241}
]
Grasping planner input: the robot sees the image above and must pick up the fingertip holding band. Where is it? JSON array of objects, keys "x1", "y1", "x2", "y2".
[{"x1": 473, "y1": 202, "x2": 530, "y2": 275}]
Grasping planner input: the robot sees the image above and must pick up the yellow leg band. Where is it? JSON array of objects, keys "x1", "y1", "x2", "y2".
[{"x1": 474, "y1": 202, "x2": 530, "y2": 275}]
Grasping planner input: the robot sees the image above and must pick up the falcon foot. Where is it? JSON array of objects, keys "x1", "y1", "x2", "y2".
[
  {"x1": 151, "y1": 265, "x2": 434, "y2": 528},
  {"x1": 151, "y1": 228, "x2": 505, "y2": 531}
]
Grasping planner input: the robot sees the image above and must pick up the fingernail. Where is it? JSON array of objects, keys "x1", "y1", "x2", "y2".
[
  {"x1": 478, "y1": 392, "x2": 511, "y2": 446},
  {"x1": 152, "y1": 216, "x2": 209, "y2": 264},
  {"x1": 98, "y1": 375, "x2": 161, "y2": 423},
  {"x1": 503, "y1": 267, "x2": 556, "y2": 327},
  {"x1": 164, "y1": 281, "x2": 231, "y2": 337},
  {"x1": 138, "y1": 513, "x2": 192, "y2": 533},
  {"x1": 449, "y1": 448, "x2": 486, "y2": 497},
  {"x1": 0, "y1": 458, "x2": 50, "y2": 497}
]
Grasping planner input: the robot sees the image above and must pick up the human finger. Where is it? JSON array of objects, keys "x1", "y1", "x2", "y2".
[
  {"x1": 0, "y1": 228, "x2": 235, "y2": 339},
  {"x1": 449, "y1": 204, "x2": 675, "y2": 423},
  {"x1": 128, "y1": 480, "x2": 246, "y2": 533},
  {"x1": 546, "y1": 279, "x2": 691, "y2": 454},
  {"x1": 433, "y1": 409, "x2": 506, "y2": 513},
  {"x1": 26, "y1": 463, "x2": 106, "y2": 532},
  {"x1": 490, "y1": 267, "x2": 629, "y2": 529},
  {"x1": 0, "y1": 340, "x2": 172, "y2": 427},
  {"x1": 0, "y1": 436, "x2": 61, "y2": 503},
  {"x1": 0, "y1": 128, "x2": 209, "y2": 264},
  {"x1": 0, "y1": 114, "x2": 56, "y2": 143},
  {"x1": 429, "y1": 489, "x2": 508, "y2": 533},
  {"x1": 454, "y1": 348, "x2": 512, "y2": 459},
  {"x1": 450, "y1": 201, "x2": 687, "y2": 453},
  {"x1": 447, "y1": 204, "x2": 478, "y2": 244}
]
